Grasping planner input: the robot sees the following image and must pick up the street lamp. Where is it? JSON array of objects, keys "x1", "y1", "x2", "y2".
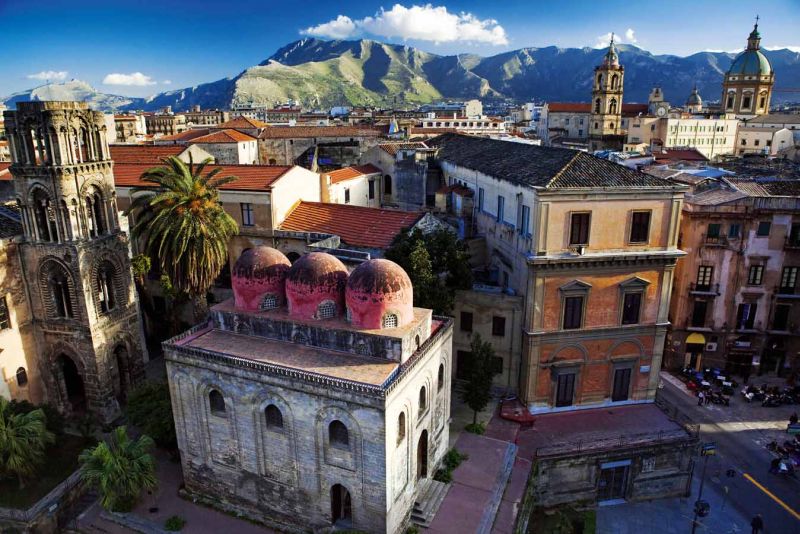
[{"x1": 691, "y1": 442, "x2": 716, "y2": 534}]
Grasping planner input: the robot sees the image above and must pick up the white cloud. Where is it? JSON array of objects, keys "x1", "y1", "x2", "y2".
[
  {"x1": 625, "y1": 28, "x2": 637, "y2": 44},
  {"x1": 593, "y1": 29, "x2": 639, "y2": 49},
  {"x1": 301, "y1": 4, "x2": 508, "y2": 45},
  {"x1": 302, "y1": 15, "x2": 358, "y2": 40},
  {"x1": 162, "y1": 80, "x2": 172, "y2": 85},
  {"x1": 765, "y1": 45, "x2": 800, "y2": 53},
  {"x1": 27, "y1": 70, "x2": 68, "y2": 81},
  {"x1": 102, "y1": 72, "x2": 156, "y2": 86}
]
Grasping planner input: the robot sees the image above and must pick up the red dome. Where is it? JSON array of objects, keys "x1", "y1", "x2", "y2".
[
  {"x1": 231, "y1": 247, "x2": 291, "y2": 311},
  {"x1": 346, "y1": 259, "x2": 413, "y2": 329},
  {"x1": 285, "y1": 252, "x2": 348, "y2": 320}
]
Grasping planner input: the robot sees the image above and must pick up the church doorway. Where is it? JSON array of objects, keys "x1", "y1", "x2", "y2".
[
  {"x1": 330, "y1": 484, "x2": 352, "y2": 527},
  {"x1": 59, "y1": 354, "x2": 86, "y2": 413},
  {"x1": 417, "y1": 430, "x2": 428, "y2": 480}
]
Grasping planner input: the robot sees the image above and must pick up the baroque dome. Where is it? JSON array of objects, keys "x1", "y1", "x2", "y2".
[
  {"x1": 346, "y1": 259, "x2": 414, "y2": 330},
  {"x1": 285, "y1": 252, "x2": 348, "y2": 320},
  {"x1": 728, "y1": 50, "x2": 772, "y2": 77},
  {"x1": 231, "y1": 247, "x2": 291, "y2": 311}
]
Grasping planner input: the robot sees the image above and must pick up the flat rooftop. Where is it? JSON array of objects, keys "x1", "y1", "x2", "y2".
[
  {"x1": 179, "y1": 328, "x2": 399, "y2": 386},
  {"x1": 515, "y1": 403, "x2": 693, "y2": 459}
]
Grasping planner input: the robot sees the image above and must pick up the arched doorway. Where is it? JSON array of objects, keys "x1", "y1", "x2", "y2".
[
  {"x1": 330, "y1": 484, "x2": 352, "y2": 526},
  {"x1": 59, "y1": 354, "x2": 86, "y2": 413},
  {"x1": 111, "y1": 345, "x2": 130, "y2": 404},
  {"x1": 417, "y1": 430, "x2": 428, "y2": 480}
]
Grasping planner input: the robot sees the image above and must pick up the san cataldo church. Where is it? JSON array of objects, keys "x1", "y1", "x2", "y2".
[{"x1": 0, "y1": 101, "x2": 453, "y2": 533}]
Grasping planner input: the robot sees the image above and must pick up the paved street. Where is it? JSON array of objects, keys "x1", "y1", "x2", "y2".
[{"x1": 658, "y1": 372, "x2": 800, "y2": 534}]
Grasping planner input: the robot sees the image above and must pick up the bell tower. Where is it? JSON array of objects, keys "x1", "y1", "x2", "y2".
[
  {"x1": 589, "y1": 34, "x2": 625, "y2": 151},
  {"x1": 3, "y1": 101, "x2": 147, "y2": 422}
]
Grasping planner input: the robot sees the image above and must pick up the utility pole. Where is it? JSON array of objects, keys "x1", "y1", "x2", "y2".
[{"x1": 691, "y1": 442, "x2": 715, "y2": 533}]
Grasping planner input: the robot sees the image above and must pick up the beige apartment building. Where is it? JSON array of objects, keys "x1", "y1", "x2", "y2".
[{"x1": 625, "y1": 113, "x2": 740, "y2": 160}]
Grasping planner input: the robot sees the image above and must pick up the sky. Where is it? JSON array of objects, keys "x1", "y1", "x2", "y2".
[{"x1": 1, "y1": 0, "x2": 799, "y2": 98}]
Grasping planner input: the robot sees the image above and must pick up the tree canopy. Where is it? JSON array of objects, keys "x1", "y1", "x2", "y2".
[
  {"x1": 0, "y1": 397, "x2": 55, "y2": 488},
  {"x1": 461, "y1": 334, "x2": 500, "y2": 425}
]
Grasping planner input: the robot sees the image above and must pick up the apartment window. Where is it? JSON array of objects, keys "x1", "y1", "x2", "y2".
[
  {"x1": 788, "y1": 223, "x2": 800, "y2": 246},
  {"x1": 736, "y1": 303, "x2": 757, "y2": 330},
  {"x1": 460, "y1": 311, "x2": 473, "y2": 332},
  {"x1": 780, "y1": 266, "x2": 799, "y2": 294},
  {"x1": 691, "y1": 300, "x2": 708, "y2": 327},
  {"x1": 728, "y1": 223, "x2": 741, "y2": 238},
  {"x1": 240, "y1": 203, "x2": 254, "y2": 227},
  {"x1": 569, "y1": 212, "x2": 591, "y2": 246},
  {"x1": 757, "y1": 221, "x2": 771, "y2": 237},
  {"x1": 555, "y1": 372, "x2": 576, "y2": 407},
  {"x1": 456, "y1": 350, "x2": 471, "y2": 380},
  {"x1": 520, "y1": 205, "x2": 530, "y2": 236},
  {"x1": 707, "y1": 223, "x2": 721, "y2": 240},
  {"x1": 773, "y1": 304, "x2": 791, "y2": 331},
  {"x1": 478, "y1": 188, "x2": 485, "y2": 211},
  {"x1": 748, "y1": 265, "x2": 764, "y2": 285},
  {"x1": 621, "y1": 292, "x2": 642, "y2": 325},
  {"x1": 368, "y1": 180, "x2": 375, "y2": 200},
  {"x1": 492, "y1": 316, "x2": 506, "y2": 336},
  {"x1": 754, "y1": 139, "x2": 760, "y2": 146},
  {"x1": 612, "y1": 367, "x2": 632, "y2": 402},
  {"x1": 563, "y1": 296, "x2": 584, "y2": 329},
  {"x1": 497, "y1": 196, "x2": 505, "y2": 222},
  {"x1": 629, "y1": 211, "x2": 651, "y2": 243},
  {"x1": 0, "y1": 296, "x2": 9, "y2": 330},
  {"x1": 344, "y1": 188, "x2": 350, "y2": 204},
  {"x1": 696, "y1": 266, "x2": 713, "y2": 291}
]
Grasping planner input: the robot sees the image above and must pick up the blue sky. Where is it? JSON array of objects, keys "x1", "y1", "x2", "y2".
[{"x1": 1, "y1": 0, "x2": 798, "y2": 98}]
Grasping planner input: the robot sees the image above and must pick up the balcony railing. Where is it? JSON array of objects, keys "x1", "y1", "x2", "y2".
[
  {"x1": 703, "y1": 233, "x2": 728, "y2": 247},
  {"x1": 689, "y1": 282, "x2": 720, "y2": 295},
  {"x1": 776, "y1": 285, "x2": 797, "y2": 296},
  {"x1": 785, "y1": 235, "x2": 800, "y2": 250}
]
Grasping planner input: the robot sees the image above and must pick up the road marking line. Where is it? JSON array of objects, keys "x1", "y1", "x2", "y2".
[{"x1": 743, "y1": 472, "x2": 800, "y2": 521}]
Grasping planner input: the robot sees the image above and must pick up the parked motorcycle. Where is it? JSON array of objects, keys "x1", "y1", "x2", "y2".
[{"x1": 763, "y1": 395, "x2": 783, "y2": 408}]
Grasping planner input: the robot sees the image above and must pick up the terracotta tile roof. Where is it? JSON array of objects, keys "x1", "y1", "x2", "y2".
[
  {"x1": 378, "y1": 142, "x2": 429, "y2": 155},
  {"x1": 547, "y1": 103, "x2": 648, "y2": 115},
  {"x1": 109, "y1": 145, "x2": 185, "y2": 164},
  {"x1": 213, "y1": 116, "x2": 268, "y2": 129},
  {"x1": 409, "y1": 127, "x2": 459, "y2": 135},
  {"x1": 279, "y1": 201, "x2": 423, "y2": 249},
  {"x1": 258, "y1": 125, "x2": 383, "y2": 139},
  {"x1": 622, "y1": 104, "x2": 649, "y2": 117},
  {"x1": 112, "y1": 163, "x2": 291, "y2": 191},
  {"x1": 653, "y1": 148, "x2": 709, "y2": 163},
  {"x1": 436, "y1": 184, "x2": 474, "y2": 197},
  {"x1": 729, "y1": 178, "x2": 800, "y2": 197},
  {"x1": 324, "y1": 164, "x2": 382, "y2": 184},
  {"x1": 0, "y1": 162, "x2": 11, "y2": 181},
  {"x1": 188, "y1": 129, "x2": 257, "y2": 144},
  {"x1": 114, "y1": 115, "x2": 137, "y2": 120},
  {"x1": 158, "y1": 129, "x2": 211, "y2": 143}
]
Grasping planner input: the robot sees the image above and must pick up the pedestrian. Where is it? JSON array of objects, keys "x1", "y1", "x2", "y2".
[
  {"x1": 698, "y1": 391, "x2": 704, "y2": 406},
  {"x1": 790, "y1": 412, "x2": 798, "y2": 425},
  {"x1": 751, "y1": 513, "x2": 763, "y2": 534},
  {"x1": 705, "y1": 390, "x2": 712, "y2": 405},
  {"x1": 743, "y1": 367, "x2": 751, "y2": 385}
]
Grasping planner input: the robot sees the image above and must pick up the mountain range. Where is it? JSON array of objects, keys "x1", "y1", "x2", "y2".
[{"x1": 5, "y1": 38, "x2": 800, "y2": 112}]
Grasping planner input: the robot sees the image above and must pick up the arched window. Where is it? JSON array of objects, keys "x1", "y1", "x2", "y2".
[
  {"x1": 437, "y1": 364, "x2": 445, "y2": 391},
  {"x1": 47, "y1": 264, "x2": 74, "y2": 318},
  {"x1": 209, "y1": 389, "x2": 226, "y2": 416},
  {"x1": 329, "y1": 420, "x2": 349, "y2": 448},
  {"x1": 611, "y1": 74, "x2": 619, "y2": 90},
  {"x1": 610, "y1": 122, "x2": 615, "y2": 130},
  {"x1": 597, "y1": 74, "x2": 603, "y2": 87},
  {"x1": 742, "y1": 95, "x2": 752, "y2": 109},
  {"x1": 259, "y1": 293, "x2": 278, "y2": 310},
  {"x1": 85, "y1": 189, "x2": 106, "y2": 237},
  {"x1": 16, "y1": 367, "x2": 28, "y2": 387},
  {"x1": 384, "y1": 175, "x2": 393, "y2": 195},
  {"x1": 594, "y1": 122, "x2": 599, "y2": 130},
  {"x1": 609, "y1": 98, "x2": 618, "y2": 114},
  {"x1": 419, "y1": 386, "x2": 427, "y2": 414},
  {"x1": 318, "y1": 300, "x2": 336, "y2": 319},
  {"x1": 397, "y1": 412, "x2": 406, "y2": 444},
  {"x1": 265, "y1": 404, "x2": 283, "y2": 429},
  {"x1": 383, "y1": 313, "x2": 398, "y2": 329},
  {"x1": 726, "y1": 94, "x2": 735, "y2": 109},
  {"x1": 594, "y1": 99, "x2": 601, "y2": 114},
  {"x1": 96, "y1": 260, "x2": 117, "y2": 313},
  {"x1": 32, "y1": 189, "x2": 56, "y2": 242}
]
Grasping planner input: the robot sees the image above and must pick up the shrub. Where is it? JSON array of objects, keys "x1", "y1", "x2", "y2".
[
  {"x1": 433, "y1": 448, "x2": 468, "y2": 484},
  {"x1": 165, "y1": 515, "x2": 187, "y2": 531},
  {"x1": 126, "y1": 382, "x2": 177, "y2": 450},
  {"x1": 465, "y1": 422, "x2": 485, "y2": 435},
  {"x1": 8, "y1": 400, "x2": 64, "y2": 435}
]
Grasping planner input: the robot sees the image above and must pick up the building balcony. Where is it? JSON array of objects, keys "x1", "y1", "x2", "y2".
[
  {"x1": 775, "y1": 286, "x2": 800, "y2": 299},
  {"x1": 689, "y1": 282, "x2": 720, "y2": 296},
  {"x1": 785, "y1": 236, "x2": 800, "y2": 251},
  {"x1": 702, "y1": 233, "x2": 729, "y2": 247}
]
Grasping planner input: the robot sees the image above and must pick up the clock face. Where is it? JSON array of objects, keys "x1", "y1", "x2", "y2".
[{"x1": 657, "y1": 107, "x2": 666, "y2": 117}]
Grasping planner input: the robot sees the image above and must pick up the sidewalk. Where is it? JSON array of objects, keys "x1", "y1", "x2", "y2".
[{"x1": 596, "y1": 469, "x2": 751, "y2": 534}]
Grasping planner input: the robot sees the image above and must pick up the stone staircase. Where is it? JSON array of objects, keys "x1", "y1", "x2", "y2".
[{"x1": 411, "y1": 478, "x2": 450, "y2": 528}]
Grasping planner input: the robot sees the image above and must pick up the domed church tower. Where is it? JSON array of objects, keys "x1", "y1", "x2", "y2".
[
  {"x1": 721, "y1": 17, "x2": 774, "y2": 118},
  {"x1": 589, "y1": 34, "x2": 625, "y2": 151},
  {"x1": 3, "y1": 101, "x2": 147, "y2": 422}
]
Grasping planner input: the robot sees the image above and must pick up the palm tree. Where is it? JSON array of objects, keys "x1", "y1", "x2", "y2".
[
  {"x1": 0, "y1": 397, "x2": 55, "y2": 488},
  {"x1": 126, "y1": 156, "x2": 238, "y2": 322},
  {"x1": 79, "y1": 426, "x2": 157, "y2": 512}
]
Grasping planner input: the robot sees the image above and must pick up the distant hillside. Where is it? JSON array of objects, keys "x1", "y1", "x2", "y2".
[
  {"x1": 3, "y1": 80, "x2": 145, "y2": 111},
  {"x1": 5, "y1": 38, "x2": 800, "y2": 112}
]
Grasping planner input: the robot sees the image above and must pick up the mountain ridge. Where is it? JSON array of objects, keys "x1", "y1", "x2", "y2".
[{"x1": 4, "y1": 38, "x2": 800, "y2": 112}]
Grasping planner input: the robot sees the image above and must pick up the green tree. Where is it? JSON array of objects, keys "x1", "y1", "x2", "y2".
[
  {"x1": 461, "y1": 334, "x2": 499, "y2": 425},
  {"x1": 79, "y1": 426, "x2": 157, "y2": 512},
  {"x1": 385, "y1": 228, "x2": 472, "y2": 315},
  {"x1": 0, "y1": 397, "x2": 55, "y2": 488},
  {"x1": 126, "y1": 382, "x2": 177, "y2": 451},
  {"x1": 126, "y1": 156, "x2": 238, "y2": 322}
]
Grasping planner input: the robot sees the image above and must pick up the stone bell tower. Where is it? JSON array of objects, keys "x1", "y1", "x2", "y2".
[
  {"x1": 589, "y1": 34, "x2": 625, "y2": 151},
  {"x1": 3, "y1": 101, "x2": 147, "y2": 422}
]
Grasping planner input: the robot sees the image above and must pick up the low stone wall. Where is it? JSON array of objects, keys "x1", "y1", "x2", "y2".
[{"x1": 0, "y1": 469, "x2": 87, "y2": 533}]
